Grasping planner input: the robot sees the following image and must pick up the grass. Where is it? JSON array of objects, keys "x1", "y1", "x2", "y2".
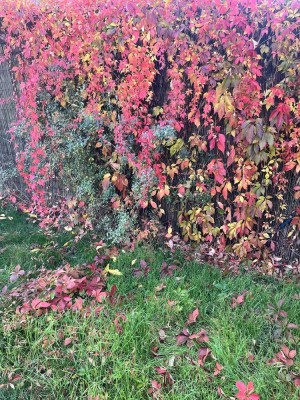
[{"x1": 0, "y1": 207, "x2": 300, "y2": 399}]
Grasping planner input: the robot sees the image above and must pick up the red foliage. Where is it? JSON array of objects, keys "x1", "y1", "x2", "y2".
[
  {"x1": 8, "y1": 263, "x2": 109, "y2": 315},
  {"x1": 235, "y1": 381, "x2": 260, "y2": 400},
  {"x1": 1, "y1": 0, "x2": 299, "y2": 260}
]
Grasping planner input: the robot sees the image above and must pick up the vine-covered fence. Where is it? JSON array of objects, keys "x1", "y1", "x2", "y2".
[
  {"x1": 0, "y1": 0, "x2": 299, "y2": 263},
  {"x1": 0, "y1": 41, "x2": 19, "y2": 196},
  {"x1": 0, "y1": 42, "x2": 65, "y2": 203}
]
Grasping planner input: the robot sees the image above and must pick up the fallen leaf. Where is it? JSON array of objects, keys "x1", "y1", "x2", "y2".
[
  {"x1": 189, "y1": 329, "x2": 209, "y2": 343},
  {"x1": 217, "y1": 385, "x2": 225, "y2": 397},
  {"x1": 155, "y1": 366, "x2": 167, "y2": 375},
  {"x1": 198, "y1": 347, "x2": 211, "y2": 367},
  {"x1": 186, "y1": 308, "x2": 199, "y2": 325},
  {"x1": 213, "y1": 362, "x2": 223, "y2": 376},
  {"x1": 64, "y1": 337, "x2": 72, "y2": 346},
  {"x1": 159, "y1": 329, "x2": 167, "y2": 342},
  {"x1": 155, "y1": 283, "x2": 166, "y2": 292},
  {"x1": 235, "y1": 381, "x2": 260, "y2": 400},
  {"x1": 104, "y1": 265, "x2": 122, "y2": 276},
  {"x1": 168, "y1": 355, "x2": 176, "y2": 367}
]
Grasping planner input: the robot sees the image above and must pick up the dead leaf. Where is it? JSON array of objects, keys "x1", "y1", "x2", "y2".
[
  {"x1": 64, "y1": 337, "x2": 72, "y2": 346},
  {"x1": 176, "y1": 328, "x2": 190, "y2": 346},
  {"x1": 217, "y1": 386, "x2": 225, "y2": 397},
  {"x1": 231, "y1": 291, "x2": 248, "y2": 308},
  {"x1": 155, "y1": 283, "x2": 166, "y2": 292},
  {"x1": 159, "y1": 329, "x2": 167, "y2": 342},
  {"x1": 198, "y1": 347, "x2": 211, "y2": 367},
  {"x1": 168, "y1": 355, "x2": 176, "y2": 367},
  {"x1": 213, "y1": 362, "x2": 224, "y2": 376},
  {"x1": 186, "y1": 308, "x2": 199, "y2": 325},
  {"x1": 189, "y1": 329, "x2": 209, "y2": 343}
]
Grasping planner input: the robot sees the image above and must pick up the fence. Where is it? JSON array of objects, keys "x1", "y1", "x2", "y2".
[
  {"x1": 0, "y1": 42, "x2": 20, "y2": 196},
  {"x1": 0, "y1": 41, "x2": 67, "y2": 203}
]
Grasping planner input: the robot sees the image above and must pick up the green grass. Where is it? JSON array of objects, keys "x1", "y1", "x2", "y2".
[{"x1": 0, "y1": 208, "x2": 300, "y2": 399}]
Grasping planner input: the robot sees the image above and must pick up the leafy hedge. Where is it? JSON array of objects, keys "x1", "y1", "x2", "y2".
[{"x1": 0, "y1": 0, "x2": 299, "y2": 258}]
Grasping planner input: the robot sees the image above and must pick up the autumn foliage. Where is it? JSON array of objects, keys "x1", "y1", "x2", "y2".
[{"x1": 0, "y1": 0, "x2": 299, "y2": 259}]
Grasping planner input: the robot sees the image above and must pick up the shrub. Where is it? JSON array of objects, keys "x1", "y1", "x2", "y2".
[{"x1": 0, "y1": 0, "x2": 299, "y2": 256}]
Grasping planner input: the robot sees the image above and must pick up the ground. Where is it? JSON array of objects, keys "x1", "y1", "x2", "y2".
[{"x1": 0, "y1": 208, "x2": 299, "y2": 399}]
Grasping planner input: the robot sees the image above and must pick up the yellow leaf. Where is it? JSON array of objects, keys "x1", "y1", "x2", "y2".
[
  {"x1": 30, "y1": 248, "x2": 41, "y2": 253},
  {"x1": 104, "y1": 265, "x2": 122, "y2": 276},
  {"x1": 82, "y1": 53, "x2": 91, "y2": 63},
  {"x1": 170, "y1": 138, "x2": 184, "y2": 156},
  {"x1": 28, "y1": 213, "x2": 37, "y2": 218},
  {"x1": 153, "y1": 106, "x2": 164, "y2": 116}
]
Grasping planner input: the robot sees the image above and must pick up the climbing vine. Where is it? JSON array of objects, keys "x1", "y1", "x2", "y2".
[{"x1": 0, "y1": 0, "x2": 299, "y2": 259}]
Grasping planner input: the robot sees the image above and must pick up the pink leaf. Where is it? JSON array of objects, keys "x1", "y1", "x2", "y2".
[
  {"x1": 213, "y1": 362, "x2": 223, "y2": 376},
  {"x1": 186, "y1": 308, "x2": 199, "y2": 325},
  {"x1": 217, "y1": 134, "x2": 226, "y2": 153},
  {"x1": 289, "y1": 349, "x2": 296, "y2": 359},
  {"x1": 31, "y1": 299, "x2": 50, "y2": 309},
  {"x1": 189, "y1": 329, "x2": 209, "y2": 343},
  {"x1": 155, "y1": 366, "x2": 167, "y2": 375},
  {"x1": 176, "y1": 334, "x2": 188, "y2": 346},
  {"x1": 249, "y1": 395, "x2": 260, "y2": 400},
  {"x1": 198, "y1": 347, "x2": 211, "y2": 367},
  {"x1": 294, "y1": 378, "x2": 300, "y2": 387},
  {"x1": 64, "y1": 337, "x2": 72, "y2": 346},
  {"x1": 236, "y1": 381, "x2": 247, "y2": 393},
  {"x1": 151, "y1": 380, "x2": 161, "y2": 390}
]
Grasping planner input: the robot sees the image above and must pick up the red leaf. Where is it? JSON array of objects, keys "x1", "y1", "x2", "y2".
[
  {"x1": 247, "y1": 382, "x2": 254, "y2": 393},
  {"x1": 151, "y1": 380, "x2": 161, "y2": 390},
  {"x1": 31, "y1": 299, "x2": 51, "y2": 309},
  {"x1": 207, "y1": 159, "x2": 226, "y2": 184},
  {"x1": 72, "y1": 297, "x2": 83, "y2": 311},
  {"x1": 213, "y1": 362, "x2": 223, "y2": 376},
  {"x1": 289, "y1": 349, "x2": 297, "y2": 359},
  {"x1": 294, "y1": 378, "x2": 300, "y2": 387},
  {"x1": 94, "y1": 290, "x2": 107, "y2": 302},
  {"x1": 189, "y1": 329, "x2": 209, "y2": 343},
  {"x1": 197, "y1": 347, "x2": 211, "y2": 367},
  {"x1": 235, "y1": 381, "x2": 260, "y2": 400},
  {"x1": 186, "y1": 308, "x2": 199, "y2": 325},
  {"x1": 110, "y1": 284, "x2": 117, "y2": 297},
  {"x1": 150, "y1": 200, "x2": 158, "y2": 209},
  {"x1": 148, "y1": 380, "x2": 161, "y2": 394},
  {"x1": 64, "y1": 337, "x2": 72, "y2": 346},
  {"x1": 176, "y1": 334, "x2": 188, "y2": 346},
  {"x1": 155, "y1": 366, "x2": 167, "y2": 375},
  {"x1": 236, "y1": 381, "x2": 247, "y2": 394},
  {"x1": 231, "y1": 292, "x2": 247, "y2": 308},
  {"x1": 217, "y1": 134, "x2": 226, "y2": 153},
  {"x1": 140, "y1": 200, "x2": 148, "y2": 209},
  {"x1": 227, "y1": 146, "x2": 235, "y2": 167}
]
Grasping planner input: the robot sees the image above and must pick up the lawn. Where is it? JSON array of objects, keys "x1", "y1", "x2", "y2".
[{"x1": 0, "y1": 208, "x2": 299, "y2": 399}]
